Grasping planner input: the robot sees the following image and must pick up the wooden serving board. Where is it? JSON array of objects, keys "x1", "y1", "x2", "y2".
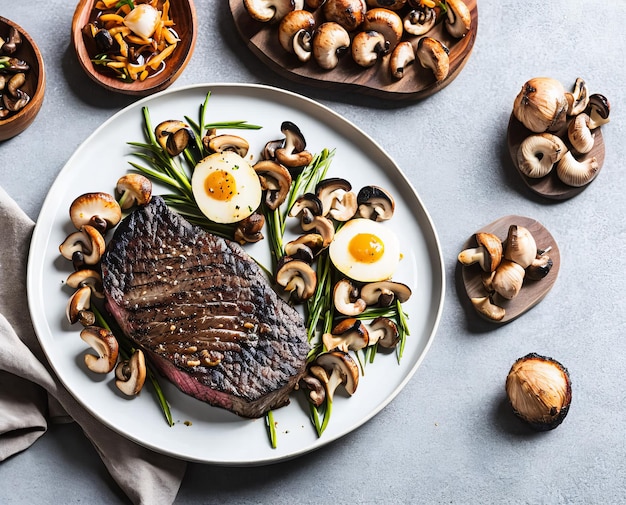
[
  {"x1": 229, "y1": 0, "x2": 478, "y2": 101},
  {"x1": 459, "y1": 215, "x2": 560, "y2": 324},
  {"x1": 507, "y1": 113, "x2": 605, "y2": 200}
]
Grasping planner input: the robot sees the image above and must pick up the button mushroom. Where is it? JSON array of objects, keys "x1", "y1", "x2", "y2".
[
  {"x1": 322, "y1": 318, "x2": 370, "y2": 351},
  {"x1": 389, "y1": 41, "x2": 415, "y2": 80},
  {"x1": 323, "y1": 0, "x2": 367, "y2": 31},
  {"x1": 253, "y1": 159, "x2": 293, "y2": 210},
  {"x1": 360, "y1": 280, "x2": 412, "y2": 307},
  {"x1": 243, "y1": 0, "x2": 300, "y2": 23},
  {"x1": 516, "y1": 133, "x2": 568, "y2": 179},
  {"x1": 278, "y1": 9, "x2": 316, "y2": 62},
  {"x1": 333, "y1": 278, "x2": 367, "y2": 316},
  {"x1": 444, "y1": 0, "x2": 472, "y2": 38},
  {"x1": 234, "y1": 212, "x2": 265, "y2": 244},
  {"x1": 403, "y1": 6, "x2": 436, "y2": 36},
  {"x1": 80, "y1": 326, "x2": 119, "y2": 374},
  {"x1": 457, "y1": 232, "x2": 503, "y2": 273},
  {"x1": 351, "y1": 30, "x2": 389, "y2": 68},
  {"x1": 275, "y1": 256, "x2": 318, "y2": 301},
  {"x1": 115, "y1": 349, "x2": 147, "y2": 396},
  {"x1": 116, "y1": 174, "x2": 153, "y2": 210},
  {"x1": 362, "y1": 7, "x2": 403, "y2": 51},
  {"x1": 312, "y1": 21, "x2": 351, "y2": 70},
  {"x1": 316, "y1": 178, "x2": 357, "y2": 221},
  {"x1": 416, "y1": 36, "x2": 450, "y2": 82},
  {"x1": 69, "y1": 192, "x2": 122, "y2": 234},
  {"x1": 355, "y1": 185, "x2": 395, "y2": 221},
  {"x1": 59, "y1": 225, "x2": 106, "y2": 266}
]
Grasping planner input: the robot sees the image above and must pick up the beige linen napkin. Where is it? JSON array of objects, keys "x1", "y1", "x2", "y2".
[{"x1": 0, "y1": 187, "x2": 187, "y2": 505}]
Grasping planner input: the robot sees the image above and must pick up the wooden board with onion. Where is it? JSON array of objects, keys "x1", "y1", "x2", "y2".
[{"x1": 229, "y1": 0, "x2": 478, "y2": 101}]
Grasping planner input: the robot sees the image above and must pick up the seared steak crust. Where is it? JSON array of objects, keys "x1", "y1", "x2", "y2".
[{"x1": 101, "y1": 197, "x2": 310, "y2": 418}]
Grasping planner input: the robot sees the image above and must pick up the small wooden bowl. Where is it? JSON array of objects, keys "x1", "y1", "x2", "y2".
[
  {"x1": 71, "y1": 0, "x2": 197, "y2": 96},
  {"x1": 0, "y1": 17, "x2": 46, "y2": 141}
]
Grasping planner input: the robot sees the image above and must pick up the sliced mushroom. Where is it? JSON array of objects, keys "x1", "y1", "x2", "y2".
[
  {"x1": 254, "y1": 160, "x2": 293, "y2": 210},
  {"x1": 59, "y1": 225, "x2": 106, "y2": 265},
  {"x1": 80, "y1": 326, "x2": 119, "y2": 374},
  {"x1": 299, "y1": 373, "x2": 326, "y2": 407},
  {"x1": 504, "y1": 225, "x2": 537, "y2": 269},
  {"x1": 1, "y1": 27, "x2": 22, "y2": 55},
  {"x1": 243, "y1": 0, "x2": 298, "y2": 23},
  {"x1": 445, "y1": 0, "x2": 471, "y2": 38},
  {"x1": 154, "y1": 120, "x2": 196, "y2": 157},
  {"x1": 69, "y1": 192, "x2": 122, "y2": 233},
  {"x1": 289, "y1": 192, "x2": 324, "y2": 220},
  {"x1": 351, "y1": 30, "x2": 389, "y2": 67},
  {"x1": 491, "y1": 259, "x2": 525, "y2": 300},
  {"x1": 458, "y1": 232, "x2": 503, "y2": 272},
  {"x1": 586, "y1": 93, "x2": 611, "y2": 130},
  {"x1": 312, "y1": 21, "x2": 351, "y2": 70},
  {"x1": 356, "y1": 185, "x2": 395, "y2": 221},
  {"x1": 403, "y1": 6, "x2": 436, "y2": 36},
  {"x1": 207, "y1": 134, "x2": 250, "y2": 157},
  {"x1": 323, "y1": 318, "x2": 370, "y2": 351},
  {"x1": 367, "y1": 316, "x2": 400, "y2": 348},
  {"x1": 517, "y1": 133, "x2": 568, "y2": 178},
  {"x1": 360, "y1": 280, "x2": 412, "y2": 307},
  {"x1": 555, "y1": 151, "x2": 599, "y2": 187},
  {"x1": 322, "y1": 0, "x2": 367, "y2": 31},
  {"x1": 275, "y1": 257, "x2": 318, "y2": 301},
  {"x1": 565, "y1": 77, "x2": 589, "y2": 116},
  {"x1": 362, "y1": 7, "x2": 403, "y2": 51},
  {"x1": 389, "y1": 41, "x2": 415, "y2": 79},
  {"x1": 284, "y1": 233, "x2": 325, "y2": 262},
  {"x1": 333, "y1": 278, "x2": 367, "y2": 315},
  {"x1": 278, "y1": 9, "x2": 316, "y2": 62},
  {"x1": 470, "y1": 296, "x2": 506, "y2": 322},
  {"x1": 66, "y1": 269, "x2": 104, "y2": 299},
  {"x1": 275, "y1": 121, "x2": 313, "y2": 168},
  {"x1": 299, "y1": 214, "x2": 335, "y2": 246},
  {"x1": 416, "y1": 37, "x2": 450, "y2": 82},
  {"x1": 115, "y1": 349, "x2": 147, "y2": 396},
  {"x1": 116, "y1": 174, "x2": 153, "y2": 210},
  {"x1": 234, "y1": 212, "x2": 265, "y2": 244},
  {"x1": 526, "y1": 248, "x2": 553, "y2": 281},
  {"x1": 567, "y1": 113, "x2": 594, "y2": 154},
  {"x1": 66, "y1": 286, "x2": 93, "y2": 325},
  {"x1": 316, "y1": 178, "x2": 357, "y2": 221},
  {"x1": 3, "y1": 88, "x2": 30, "y2": 112},
  {"x1": 311, "y1": 350, "x2": 360, "y2": 401}
]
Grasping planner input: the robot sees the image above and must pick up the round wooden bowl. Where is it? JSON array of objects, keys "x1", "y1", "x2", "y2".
[
  {"x1": 0, "y1": 17, "x2": 46, "y2": 141},
  {"x1": 71, "y1": 0, "x2": 197, "y2": 96}
]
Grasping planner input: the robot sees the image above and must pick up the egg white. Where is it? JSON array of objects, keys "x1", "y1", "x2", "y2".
[
  {"x1": 329, "y1": 218, "x2": 400, "y2": 282},
  {"x1": 191, "y1": 151, "x2": 262, "y2": 224}
]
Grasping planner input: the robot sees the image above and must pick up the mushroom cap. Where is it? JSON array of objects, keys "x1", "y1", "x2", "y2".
[
  {"x1": 243, "y1": 0, "x2": 297, "y2": 23},
  {"x1": 234, "y1": 212, "x2": 265, "y2": 244},
  {"x1": 116, "y1": 174, "x2": 153, "y2": 209},
  {"x1": 323, "y1": 0, "x2": 367, "y2": 31},
  {"x1": 351, "y1": 30, "x2": 389, "y2": 68},
  {"x1": 416, "y1": 36, "x2": 450, "y2": 82},
  {"x1": 300, "y1": 214, "x2": 335, "y2": 246},
  {"x1": 69, "y1": 192, "x2": 122, "y2": 232},
  {"x1": 360, "y1": 280, "x2": 412, "y2": 306},
  {"x1": 458, "y1": 232, "x2": 503, "y2": 272},
  {"x1": 390, "y1": 41, "x2": 416, "y2": 79},
  {"x1": 278, "y1": 9, "x2": 316, "y2": 53},
  {"x1": 312, "y1": 21, "x2": 351, "y2": 70},
  {"x1": 254, "y1": 159, "x2": 293, "y2": 210},
  {"x1": 154, "y1": 120, "x2": 195, "y2": 156},
  {"x1": 363, "y1": 7, "x2": 403, "y2": 50},
  {"x1": 208, "y1": 134, "x2": 250, "y2": 158},
  {"x1": 115, "y1": 349, "x2": 147, "y2": 396},
  {"x1": 445, "y1": 0, "x2": 472, "y2": 38},
  {"x1": 80, "y1": 326, "x2": 119, "y2": 374},
  {"x1": 66, "y1": 269, "x2": 104, "y2": 299},
  {"x1": 366, "y1": 0, "x2": 407, "y2": 9},
  {"x1": 355, "y1": 185, "x2": 395, "y2": 221},
  {"x1": 403, "y1": 6, "x2": 436, "y2": 36}
]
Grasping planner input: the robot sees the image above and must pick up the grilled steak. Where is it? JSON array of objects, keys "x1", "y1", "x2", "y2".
[{"x1": 101, "y1": 196, "x2": 310, "y2": 418}]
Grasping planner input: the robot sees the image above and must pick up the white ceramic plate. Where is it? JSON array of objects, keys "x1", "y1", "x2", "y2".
[{"x1": 27, "y1": 83, "x2": 444, "y2": 465}]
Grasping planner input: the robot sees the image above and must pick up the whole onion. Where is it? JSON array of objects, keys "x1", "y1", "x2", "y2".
[{"x1": 513, "y1": 77, "x2": 568, "y2": 133}]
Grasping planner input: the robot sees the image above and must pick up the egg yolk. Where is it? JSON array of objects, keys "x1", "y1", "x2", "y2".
[
  {"x1": 204, "y1": 170, "x2": 236, "y2": 201},
  {"x1": 348, "y1": 233, "x2": 384, "y2": 264}
]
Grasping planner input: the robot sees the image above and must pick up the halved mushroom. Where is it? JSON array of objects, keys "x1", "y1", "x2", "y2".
[
  {"x1": 403, "y1": 6, "x2": 436, "y2": 36},
  {"x1": 66, "y1": 286, "x2": 94, "y2": 325},
  {"x1": 234, "y1": 212, "x2": 265, "y2": 244},
  {"x1": 243, "y1": 0, "x2": 299, "y2": 23},
  {"x1": 517, "y1": 133, "x2": 568, "y2": 178},
  {"x1": 80, "y1": 326, "x2": 119, "y2": 374},
  {"x1": 586, "y1": 93, "x2": 611, "y2": 130},
  {"x1": 311, "y1": 350, "x2": 360, "y2": 401},
  {"x1": 360, "y1": 280, "x2": 412, "y2": 307},
  {"x1": 356, "y1": 185, "x2": 395, "y2": 221},
  {"x1": 275, "y1": 121, "x2": 313, "y2": 168},
  {"x1": 351, "y1": 30, "x2": 389, "y2": 68},
  {"x1": 389, "y1": 41, "x2": 415, "y2": 79},
  {"x1": 69, "y1": 192, "x2": 122, "y2": 233},
  {"x1": 471, "y1": 296, "x2": 506, "y2": 322},
  {"x1": 492, "y1": 259, "x2": 525, "y2": 300},
  {"x1": 362, "y1": 7, "x2": 403, "y2": 51},
  {"x1": 323, "y1": 318, "x2": 370, "y2": 351},
  {"x1": 565, "y1": 77, "x2": 589, "y2": 116},
  {"x1": 445, "y1": 0, "x2": 471, "y2": 38},
  {"x1": 115, "y1": 349, "x2": 147, "y2": 396},
  {"x1": 254, "y1": 160, "x2": 293, "y2": 210},
  {"x1": 416, "y1": 37, "x2": 450, "y2": 82},
  {"x1": 567, "y1": 113, "x2": 594, "y2": 154},
  {"x1": 458, "y1": 232, "x2": 503, "y2": 272},
  {"x1": 116, "y1": 174, "x2": 153, "y2": 210},
  {"x1": 312, "y1": 21, "x2": 351, "y2": 70},
  {"x1": 275, "y1": 256, "x2": 318, "y2": 301},
  {"x1": 322, "y1": 0, "x2": 367, "y2": 31},
  {"x1": 59, "y1": 225, "x2": 106, "y2": 266},
  {"x1": 504, "y1": 225, "x2": 537, "y2": 269},
  {"x1": 556, "y1": 151, "x2": 599, "y2": 187},
  {"x1": 278, "y1": 9, "x2": 316, "y2": 62},
  {"x1": 316, "y1": 178, "x2": 357, "y2": 221},
  {"x1": 333, "y1": 278, "x2": 367, "y2": 316},
  {"x1": 207, "y1": 134, "x2": 250, "y2": 157},
  {"x1": 154, "y1": 120, "x2": 196, "y2": 157},
  {"x1": 66, "y1": 269, "x2": 104, "y2": 299},
  {"x1": 367, "y1": 316, "x2": 400, "y2": 348}
]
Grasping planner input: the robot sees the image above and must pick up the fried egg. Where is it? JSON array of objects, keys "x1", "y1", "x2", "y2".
[
  {"x1": 329, "y1": 218, "x2": 400, "y2": 282},
  {"x1": 191, "y1": 151, "x2": 262, "y2": 224}
]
